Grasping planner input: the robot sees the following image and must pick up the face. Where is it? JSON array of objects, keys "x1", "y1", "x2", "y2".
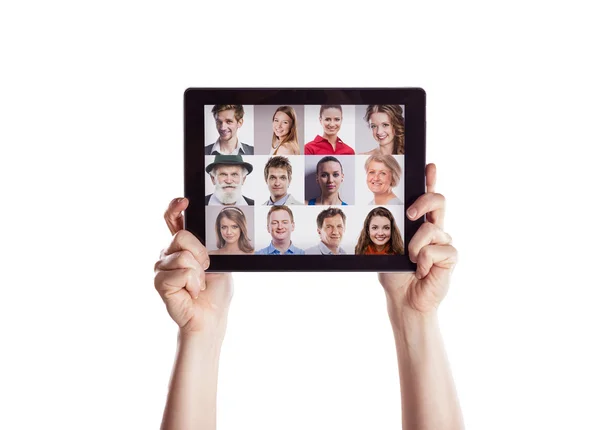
[
  {"x1": 366, "y1": 161, "x2": 393, "y2": 194},
  {"x1": 317, "y1": 161, "x2": 344, "y2": 195},
  {"x1": 220, "y1": 216, "x2": 241, "y2": 244},
  {"x1": 267, "y1": 210, "x2": 294, "y2": 242},
  {"x1": 319, "y1": 108, "x2": 342, "y2": 136},
  {"x1": 368, "y1": 216, "x2": 391, "y2": 247},
  {"x1": 211, "y1": 165, "x2": 245, "y2": 204},
  {"x1": 215, "y1": 109, "x2": 243, "y2": 143},
  {"x1": 318, "y1": 214, "x2": 345, "y2": 248},
  {"x1": 267, "y1": 167, "x2": 290, "y2": 200},
  {"x1": 369, "y1": 112, "x2": 395, "y2": 147},
  {"x1": 272, "y1": 111, "x2": 292, "y2": 140}
]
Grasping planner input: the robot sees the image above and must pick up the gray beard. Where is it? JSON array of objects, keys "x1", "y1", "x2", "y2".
[{"x1": 215, "y1": 183, "x2": 242, "y2": 204}]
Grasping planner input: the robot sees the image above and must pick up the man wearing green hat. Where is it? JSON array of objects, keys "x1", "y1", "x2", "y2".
[{"x1": 205, "y1": 154, "x2": 255, "y2": 205}]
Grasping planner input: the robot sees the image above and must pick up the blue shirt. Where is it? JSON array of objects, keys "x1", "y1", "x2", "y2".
[
  {"x1": 308, "y1": 198, "x2": 348, "y2": 206},
  {"x1": 254, "y1": 241, "x2": 305, "y2": 255}
]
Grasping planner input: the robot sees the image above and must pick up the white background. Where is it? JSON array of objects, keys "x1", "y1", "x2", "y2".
[{"x1": 1, "y1": 1, "x2": 600, "y2": 430}]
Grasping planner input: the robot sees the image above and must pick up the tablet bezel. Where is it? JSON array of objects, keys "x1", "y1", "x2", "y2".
[{"x1": 184, "y1": 88, "x2": 425, "y2": 272}]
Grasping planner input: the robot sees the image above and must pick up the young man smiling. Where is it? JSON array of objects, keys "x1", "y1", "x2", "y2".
[
  {"x1": 254, "y1": 206, "x2": 305, "y2": 255},
  {"x1": 205, "y1": 105, "x2": 254, "y2": 155}
]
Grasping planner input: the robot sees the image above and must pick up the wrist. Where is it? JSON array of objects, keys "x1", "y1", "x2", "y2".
[
  {"x1": 385, "y1": 294, "x2": 438, "y2": 329},
  {"x1": 179, "y1": 321, "x2": 228, "y2": 344}
]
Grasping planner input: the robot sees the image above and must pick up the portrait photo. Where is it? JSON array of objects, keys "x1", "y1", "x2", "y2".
[
  {"x1": 352, "y1": 205, "x2": 405, "y2": 255},
  {"x1": 354, "y1": 104, "x2": 406, "y2": 155},
  {"x1": 253, "y1": 105, "x2": 305, "y2": 155},
  {"x1": 204, "y1": 105, "x2": 255, "y2": 155},
  {"x1": 304, "y1": 155, "x2": 355, "y2": 205},
  {"x1": 251, "y1": 155, "x2": 305, "y2": 206},
  {"x1": 304, "y1": 105, "x2": 356, "y2": 155},
  {"x1": 205, "y1": 205, "x2": 255, "y2": 255},
  {"x1": 355, "y1": 154, "x2": 405, "y2": 205},
  {"x1": 204, "y1": 154, "x2": 259, "y2": 205}
]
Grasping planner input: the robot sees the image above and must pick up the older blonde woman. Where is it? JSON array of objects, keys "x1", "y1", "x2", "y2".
[{"x1": 364, "y1": 154, "x2": 403, "y2": 205}]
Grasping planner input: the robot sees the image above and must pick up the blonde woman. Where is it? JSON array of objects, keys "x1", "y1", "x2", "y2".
[{"x1": 364, "y1": 154, "x2": 403, "y2": 205}]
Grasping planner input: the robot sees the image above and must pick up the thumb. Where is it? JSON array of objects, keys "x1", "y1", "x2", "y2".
[{"x1": 164, "y1": 197, "x2": 188, "y2": 235}]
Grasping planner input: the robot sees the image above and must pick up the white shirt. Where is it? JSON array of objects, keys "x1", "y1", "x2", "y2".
[
  {"x1": 209, "y1": 138, "x2": 244, "y2": 155},
  {"x1": 208, "y1": 194, "x2": 248, "y2": 206},
  {"x1": 304, "y1": 241, "x2": 347, "y2": 255}
]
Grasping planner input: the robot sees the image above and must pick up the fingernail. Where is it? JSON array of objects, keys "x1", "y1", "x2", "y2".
[
  {"x1": 177, "y1": 198, "x2": 184, "y2": 204},
  {"x1": 203, "y1": 260, "x2": 210, "y2": 270},
  {"x1": 407, "y1": 208, "x2": 417, "y2": 219}
]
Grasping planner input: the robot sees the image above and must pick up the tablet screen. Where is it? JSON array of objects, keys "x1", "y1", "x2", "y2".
[{"x1": 203, "y1": 104, "x2": 406, "y2": 256}]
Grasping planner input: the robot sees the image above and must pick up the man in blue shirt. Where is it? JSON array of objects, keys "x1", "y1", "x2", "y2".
[{"x1": 255, "y1": 206, "x2": 305, "y2": 255}]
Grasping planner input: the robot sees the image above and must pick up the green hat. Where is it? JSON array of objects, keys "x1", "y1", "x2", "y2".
[{"x1": 205, "y1": 154, "x2": 253, "y2": 174}]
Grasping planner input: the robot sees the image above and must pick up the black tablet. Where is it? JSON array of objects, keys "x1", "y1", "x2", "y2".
[{"x1": 184, "y1": 88, "x2": 425, "y2": 272}]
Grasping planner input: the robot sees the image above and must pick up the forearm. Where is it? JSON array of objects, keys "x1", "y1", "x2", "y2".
[
  {"x1": 161, "y1": 328, "x2": 226, "y2": 430},
  {"x1": 387, "y1": 300, "x2": 464, "y2": 430}
]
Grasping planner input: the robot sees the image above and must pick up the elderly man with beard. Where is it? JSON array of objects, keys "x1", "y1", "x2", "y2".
[{"x1": 205, "y1": 154, "x2": 255, "y2": 205}]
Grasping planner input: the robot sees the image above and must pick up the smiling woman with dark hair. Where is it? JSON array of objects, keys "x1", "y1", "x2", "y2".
[
  {"x1": 355, "y1": 207, "x2": 404, "y2": 255},
  {"x1": 304, "y1": 105, "x2": 355, "y2": 155}
]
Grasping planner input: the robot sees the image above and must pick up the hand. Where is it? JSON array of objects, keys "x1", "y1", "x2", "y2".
[
  {"x1": 378, "y1": 164, "x2": 457, "y2": 314},
  {"x1": 154, "y1": 198, "x2": 233, "y2": 334}
]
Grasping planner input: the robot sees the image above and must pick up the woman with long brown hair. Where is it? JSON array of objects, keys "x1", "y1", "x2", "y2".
[
  {"x1": 210, "y1": 207, "x2": 254, "y2": 255},
  {"x1": 355, "y1": 207, "x2": 404, "y2": 255},
  {"x1": 361, "y1": 104, "x2": 405, "y2": 155}
]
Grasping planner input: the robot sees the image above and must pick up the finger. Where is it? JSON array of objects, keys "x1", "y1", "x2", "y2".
[
  {"x1": 415, "y1": 244, "x2": 458, "y2": 280},
  {"x1": 164, "y1": 230, "x2": 210, "y2": 270},
  {"x1": 425, "y1": 163, "x2": 437, "y2": 194},
  {"x1": 154, "y1": 250, "x2": 203, "y2": 274},
  {"x1": 154, "y1": 267, "x2": 203, "y2": 300},
  {"x1": 164, "y1": 197, "x2": 189, "y2": 235},
  {"x1": 408, "y1": 222, "x2": 453, "y2": 264},
  {"x1": 406, "y1": 193, "x2": 446, "y2": 229}
]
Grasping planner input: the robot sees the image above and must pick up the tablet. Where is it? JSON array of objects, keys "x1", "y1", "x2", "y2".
[{"x1": 184, "y1": 88, "x2": 425, "y2": 272}]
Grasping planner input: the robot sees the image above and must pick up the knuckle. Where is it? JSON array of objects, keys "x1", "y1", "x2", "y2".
[
  {"x1": 172, "y1": 229, "x2": 190, "y2": 245},
  {"x1": 417, "y1": 245, "x2": 432, "y2": 263},
  {"x1": 423, "y1": 221, "x2": 436, "y2": 235},
  {"x1": 177, "y1": 250, "x2": 195, "y2": 267},
  {"x1": 154, "y1": 271, "x2": 165, "y2": 291}
]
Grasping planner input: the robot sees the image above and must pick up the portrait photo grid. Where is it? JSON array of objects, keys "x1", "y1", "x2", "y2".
[{"x1": 203, "y1": 104, "x2": 406, "y2": 256}]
